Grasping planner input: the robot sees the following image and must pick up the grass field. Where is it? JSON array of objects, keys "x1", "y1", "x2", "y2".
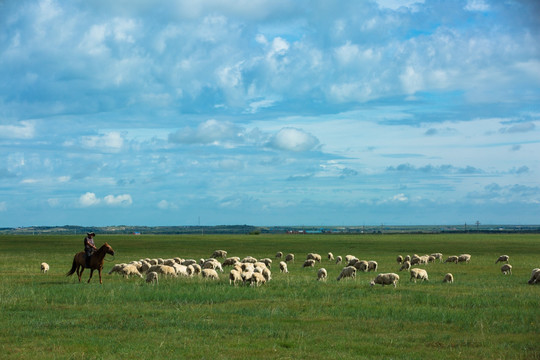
[{"x1": 0, "y1": 233, "x2": 538, "y2": 359}]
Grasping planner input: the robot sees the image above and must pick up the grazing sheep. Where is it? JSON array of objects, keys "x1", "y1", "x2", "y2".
[
  {"x1": 229, "y1": 269, "x2": 242, "y2": 286},
  {"x1": 139, "y1": 261, "x2": 151, "y2": 273},
  {"x1": 241, "y1": 263, "x2": 255, "y2": 272},
  {"x1": 327, "y1": 252, "x2": 334, "y2": 261},
  {"x1": 275, "y1": 251, "x2": 283, "y2": 258},
  {"x1": 303, "y1": 259, "x2": 316, "y2": 268},
  {"x1": 146, "y1": 271, "x2": 158, "y2": 284},
  {"x1": 156, "y1": 265, "x2": 178, "y2": 277},
  {"x1": 335, "y1": 256, "x2": 342, "y2": 264},
  {"x1": 427, "y1": 255, "x2": 436, "y2": 263},
  {"x1": 307, "y1": 253, "x2": 322, "y2": 262},
  {"x1": 345, "y1": 255, "x2": 356, "y2": 264},
  {"x1": 222, "y1": 257, "x2": 240, "y2": 267},
  {"x1": 317, "y1": 268, "x2": 328, "y2": 281},
  {"x1": 445, "y1": 256, "x2": 459, "y2": 264},
  {"x1": 354, "y1": 260, "x2": 369, "y2": 272},
  {"x1": 172, "y1": 264, "x2": 191, "y2": 277},
  {"x1": 191, "y1": 264, "x2": 202, "y2": 275},
  {"x1": 409, "y1": 268, "x2": 429, "y2": 283},
  {"x1": 528, "y1": 268, "x2": 540, "y2": 285},
  {"x1": 260, "y1": 258, "x2": 273, "y2": 268},
  {"x1": 163, "y1": 259, "x2": 177, "y2": 266},
  {"x1": 396, "y1": 255, "x2": 403, "y2": 264},
  {"x1": 347, "y1": 258, "x2": 360, "y2": 267},
  {"x1": 279, "y1": 261, "x2": 288, "y2": 273},
  {"x1": 501, "y1": 264, "x2": 512, "y2": 275},
  {"x1": 431, "y1": 253, "x2": 443, "y2": 262},
  {"x1": 201, "y1": 268, "x2": 219, "y2": 280},
  {"x1": 337, "y1": 266, "x2": 356, "y2": 281},
  {"x1": 120, "y1": 264, "x2": 143, "y2": 278},
  {"x1": 399, "y1": 260, "x2": 411, "y2": 272},
  {"x1": 443, "y1": 273, "x2": 454, "y2": 283},
  {"x1": 495, "y1": 255, "x2": 510, "y2": 264},
  {"x1": 285, "y1": 253, "x2": 295, "y2": 263},
  {"x1": 211, "y1": 250, "x2": 227, "y2": 258},
  {"x1": 242, "y1": 256, "x2": 258, "y2": 264},
  {"x1": 181, "y1": 259, "x2": 197, "y2": 266},
  {"x1": 203, "y1": 259, "x2": 224, "y2": 272},
  {"x1": 367, "y1": 261, "x2": 378, "y2": 272},
  {"x1": 370, "y1": 273, "x2": 400, "y2": 287},
  {"x1": 458, "y1": 254, "x2": 471, "y2": 263},
  {"x1": 108, "y1": 263, "x2": 126, "y2": 275},
  {"x1": 249, "y1": 272, "x2": 267, "y2": 287},
  {"x1": 261, "y1": 267, "x2": 272, "y2": 282},
  {"x1": 404, "y1": 255, "x2": 411, "y2": 263},
  {"x1": 40, "y1": 262, "x2": 49, "y2": 273}
]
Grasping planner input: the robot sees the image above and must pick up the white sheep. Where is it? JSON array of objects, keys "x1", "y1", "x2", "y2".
[
  {"x1": 303, "y1": 259, "x2": 316, "y2": 268},
  {"x1": 528, "y1": 268, "x2": 540, "y2": 285},
  {"x1": 242, "y1": 256, "x2": 258, "y2": 264},
  {"x1": 317, "y1": 268, "x2": 327, "y2": 281},
  {"x1": 260, "y1": 258, "x2": 273, "y2": 268},
  {"x1": 229, "y1": 269, "x2": 242, "y2": 285},
  {"x1": 370, "y1": 273, "x2": 400, "y2": 287},
  {"x1": 172, "y1": 264, "x2": 191, "y2": 277},
  {"x1": 367, "y1": 261, "x2": 378, "y2": 272},
  {"x1": 279, "y1": 261, "x2": 288, "y2": 273},
  {"x1": 201, "y1": 268, "x2": 219, "y2": 280},
  {"x1": 458, "y1": 254, "x2": 471, "y2": 263},
  {"x1": 335, "y1": 256, "x2": 342, "y2": 264},
  {"x1": 431, "y1": 253, "x2": 443, "y2": 262},
  {"x1": 345, "y1": 255, "x2": 356, "y2": 264},
  {"x1": 120, "y1": 264, "x2": 143, "y2": 278},
  {"x1": 354, "y1": 260, "x2": 369, "y2": 272},
  {"x1": 285, "y1": 253, "x2": 295, "y2": 263},
  {"x1": 261, "y1": 267, "x2": 272, "y2": 282},
  {"x1": 327, "y1": 252, "x2": 334, "y2": 261},
  {"x1": 399, "y1": 260, "x2": 411, "y2": 272},
  {"x1": 347, "y1": 258, "x2": 360, "y2": 267},
  {"x1": 404, "y1": 255, "x2": 411, "y2": 263},
  {"x1": 191, "y1": 264, "x2": 202, "y2": 275},
  {"x1": 155, "y1": 265, "x2": 177, "y2": 277},
  {"x1": 307, "y1": 253, "x2": 322, "y2": 262},
  {"x1": 495, "y1": 255, "x2": 509, "y2": 264},
  {"x1": 501, "y1": 264, "x2": 512, "y2": 275},
  {"x1": 275, "y1": 251, "x2": 283, "y2": 258},
  {"x1": 203, "y1": 259, "x2": 224, "y2": 272},
  {"x1": 443, "y1": 273, "x2": 454, "y2": 283},
  {"x1": 222, "y1": 257, "x2": 240, "y2": 267},
  {"x1": 249, "y1": 272, "x2": 266, "y2": 287},
  {"x1": 40, "y1": 262, "x2": 49, "y2": 273},
  {"x1": 409, "y1": 268, "x2": 429, "y2": 283},
  {"x1": 146, "y1": 271, "x2": 158, "y2": 284},
  {"x1": 211, "y1": 250, "x2": 227, "y2": 258},
  {"x1": 181, "y1": 259, "x2": 197, "y2": 266},
  {"x1": 396, "y1": 255, "x2": 403, "y2": 264},
  {"x1": 108, "y1": 263, "x2": 127, "y2": 275},
  {"x1": 445, "y1": 256, "x2": 459, "y2": 264},
  {"x1": 337, "y1": 266, "x2": 356, "y2": 281}
]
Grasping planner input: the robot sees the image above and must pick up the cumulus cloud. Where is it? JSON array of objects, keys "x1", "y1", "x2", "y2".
[
  {"x1": 79, "y1": 132, "x2": 125, "y2": 152},
  {"x1": 157, "y1": 200, "x2": 178, "y2": 210},
  {"x1": 269, "y1": 127, "x2": 320, "y2": 152},
  {"x1": 0, "y1": 121, "x2": 36, "y2": 139},
  {"x1": 168, "y1": 120, "x2": 243, "y2": 145},
  {"x1": 79, "y1": 192, "x2": 132, "y2": 207},
  {"x1": 104, "y1": 194, "x2": 132, "y2": 206},
  {"x1": 79, "y1": 192, "x2": 101, "y2": 207}
]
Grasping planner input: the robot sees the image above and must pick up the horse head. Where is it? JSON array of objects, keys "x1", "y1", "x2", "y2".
[{"x1": 103, "y1": 242, "x2": 115, "y2": 256}]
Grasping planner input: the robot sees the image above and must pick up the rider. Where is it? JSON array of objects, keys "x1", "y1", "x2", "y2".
[{"x1": 84, "y1": 232, "x2": 98, "y2": 268}]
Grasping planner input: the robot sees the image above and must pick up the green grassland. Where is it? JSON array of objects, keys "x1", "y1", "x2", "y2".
[{"x1": 0, "y1": 233, "x2": 538, "y2": 359}]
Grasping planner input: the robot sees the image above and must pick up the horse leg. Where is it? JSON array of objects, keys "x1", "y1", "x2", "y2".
[
  {"x1": 98, "y1": 269, "x2": 102, "y2": 284},
  {"x1": 77, "y1": 266, "x2": 84, "y2": 282},
  {"x1": 88, "y1": 269, "x2": 94, "y2": 283}
]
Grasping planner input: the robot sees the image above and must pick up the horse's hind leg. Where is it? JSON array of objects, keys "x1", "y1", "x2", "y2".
[
  {"x1": 77, "y1": 266, "x2": 84, "y2": 282},
  {"x1": 88, "y1": 269, "x2": 95, "y2": 283}
]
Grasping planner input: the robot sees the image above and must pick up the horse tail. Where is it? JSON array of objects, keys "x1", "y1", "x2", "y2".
[{"x1": 66, "y1": 257, "x2": 77, "y2": 276}]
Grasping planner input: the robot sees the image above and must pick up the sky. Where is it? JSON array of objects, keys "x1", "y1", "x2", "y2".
[{"x1": 1, "y1": 0, "x2": 539, "y2": 227}]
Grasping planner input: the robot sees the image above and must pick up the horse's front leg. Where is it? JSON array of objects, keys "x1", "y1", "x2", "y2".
[
  {"x1": 88, "y1": 269, "x2": 94, "y2": 283},
  {"x1": 98, "y1": 268, "x2": 103, "y2": 284}
]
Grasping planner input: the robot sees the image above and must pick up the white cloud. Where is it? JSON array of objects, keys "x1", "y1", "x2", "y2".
[
  {"x1": 79, "y1": 192, "x2": 100, "y2": 207},
  {"x1": 157, "y1": 199, "x2": 177, "y2": 210},
  {"x1": 80, "y1": 132, "x2": 124, "y2": 151},
  {"x1": 269, "y1": 127, "x2": 320, "y2": 152},
  {"x1": 168, "y1": 119, "x2": 243, "y2": 145},
  {"x1": 464, "y1": 0, "x2": 490, "y2": 12},
  {"x1": 0, "y1": 121, "x2": 36, "y2": 139},
  {"x1": 392, "y1": 193, "x2": 409, "y2": 202},
  {"x1": 104, "y1": 194, "x2": 132, "y2": 206},
  {"x1": 0, "y1": 201, "x2": 6, "y2": 211}
]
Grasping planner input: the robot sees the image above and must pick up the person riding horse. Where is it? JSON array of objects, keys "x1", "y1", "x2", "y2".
[{"x1": 84, "y1": 232, "x2": 98, "y2": 268}]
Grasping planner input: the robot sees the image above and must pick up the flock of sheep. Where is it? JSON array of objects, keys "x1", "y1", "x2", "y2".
[{"x1": 40, "y1": 248, "x2": 540, "y2": 287}]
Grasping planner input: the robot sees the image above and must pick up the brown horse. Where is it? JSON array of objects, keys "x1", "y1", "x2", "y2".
[{"x1": 66, "y1": 242, "x2": 115, "y2": 284}]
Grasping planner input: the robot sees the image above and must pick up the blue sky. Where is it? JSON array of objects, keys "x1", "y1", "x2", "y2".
[{"x1": 1, "y1": 0, "x2": 539, "y2": 226}]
